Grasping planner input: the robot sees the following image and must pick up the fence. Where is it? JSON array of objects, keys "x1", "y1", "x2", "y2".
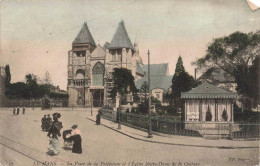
[
  {"x1": 2, "y1": 98, "x2": 69, "y2": 107},
  {"x1": 100, "y1": 108, "x2": 260, "y2": 139}
]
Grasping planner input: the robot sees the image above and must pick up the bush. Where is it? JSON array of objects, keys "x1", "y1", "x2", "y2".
[{"x1": 102, "y1": 105, "x2": 113, "y2": 110}]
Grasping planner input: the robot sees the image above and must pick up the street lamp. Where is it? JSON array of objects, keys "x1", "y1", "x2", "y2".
[
  {"x1": 90, "y1": 92, "x2": 93, "y2": 116},
  {"x1": 147, "y1": 50, "x2": 153, "y2": 138},
  {"x1": 118, "y1": 96, "x2": 121, "y2": 130}
]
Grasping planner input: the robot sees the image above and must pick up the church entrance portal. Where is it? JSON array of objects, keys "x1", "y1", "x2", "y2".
[{"x1": 92, "y1": 89, "x2": 104, "y2": 107}]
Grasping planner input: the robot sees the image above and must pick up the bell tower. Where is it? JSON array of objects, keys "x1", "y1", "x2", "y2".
[{"x1": 67, "y1": 22, "x2": 96, "y2": 107}]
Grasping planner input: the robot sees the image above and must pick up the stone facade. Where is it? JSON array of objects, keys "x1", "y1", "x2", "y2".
[{"x1": 67, "y1": 21, "x2": 144, "y2": 107}]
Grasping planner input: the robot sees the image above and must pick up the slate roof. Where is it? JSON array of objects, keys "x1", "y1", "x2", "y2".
[
  {"x1": 108, "y1": 21, "x2": 134, "y2": 50},
  {"x1": 136, "y1": 75, "x2": 173, "y2": 91},
  {"x1": 199, "y1": 69, "x2": 235, "y2": 83},
  {"x1": 73, "y1": 22, "x2": 96, "y2": 46},
  {"x1": 103, "y1": 42, "x2": 110, "y2": 50},
  {"x1": 181, "y1": 82, "x2": 238, "y2": 99},
  {"x1": 143, "y1": 63, "x2": 168, "y2": 76}
]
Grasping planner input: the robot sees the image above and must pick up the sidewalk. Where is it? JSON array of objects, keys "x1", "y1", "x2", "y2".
[{"x1": 87, "y1": 112, "x2": 259, "y2": 149}]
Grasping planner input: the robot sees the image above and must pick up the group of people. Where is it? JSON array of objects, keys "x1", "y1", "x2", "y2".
[
  {"x1": 13, "y1": 107, "x2": 26, "y2": 115},
  {"x1": 43, "y1": 112, "x2": 82, "y2": 156},
  {"x1": 41, "y1": 114, "x2": 52, "y2": 131}
]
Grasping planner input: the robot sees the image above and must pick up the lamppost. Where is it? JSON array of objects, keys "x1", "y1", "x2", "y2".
[
  {"x1": 90, "y1": 92, "x2": 93, "y2": 116},
  {"x1": 118, "y1": 97, "x2": 121, "y2": 130},
  {"x1": 147, "y1": 50, "x2": 153, "y2": 138}
]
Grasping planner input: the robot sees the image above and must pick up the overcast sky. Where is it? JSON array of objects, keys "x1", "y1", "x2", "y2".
[{"x1": 0, "y1": 0, "x2": 259, "y2": 90}]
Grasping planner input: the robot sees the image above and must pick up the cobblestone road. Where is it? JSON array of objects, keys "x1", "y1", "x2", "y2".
[{"x1": 0, "y1": 108, "x2": 259, "y2": 166}]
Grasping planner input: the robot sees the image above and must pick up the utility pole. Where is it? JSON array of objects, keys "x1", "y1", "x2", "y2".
[{"x1": 147, "y1": 50, "x2": 153, "y2": 138}]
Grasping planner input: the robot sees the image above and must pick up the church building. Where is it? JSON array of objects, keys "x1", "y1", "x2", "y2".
[{"x1": 67, "y1": 21, "x2": 144, "y2": 107}]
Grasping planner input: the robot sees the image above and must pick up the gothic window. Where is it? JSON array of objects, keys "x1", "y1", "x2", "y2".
[{"x1": 92, "y1": 62, "x2": 104, "y2": 86}]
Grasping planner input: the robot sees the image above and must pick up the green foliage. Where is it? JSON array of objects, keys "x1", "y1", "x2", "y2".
[
  {"x1": 5, "y1": 82, "x2": 30, "y2": 99},
  {"x1": 194, "y1": 31, "x2": 260, "y2": 99},
  {"x1": 171, "y1": 56, "x2": 198, "y2": 99},
  {"x1": 4, "y1": 65, "x2": 11, "y2": 88},
  {"x1": 174, "y1": 56, "x2": 185, "y2": 75},
  {"x1": 111, "y1": 68, "x2": 137, "y2": 98},
  {"x1": 5, "y1": 72, "x2": 65, "y2": 99},
  {"x1": 137, "y1": 99, "x2": 148, "y2": 114},
  {"x1": 140, "y1": 81, "x2": 149, "y2": 102},
  {"x1": 151, "y1": 96, "x2": 162, "y2": 109},
  {"x1": 49, "y1": 92, "x2": 68, "y2": 99},
  {"x1": 247, "y1": 56, "x2": 259, "y2": 100}
]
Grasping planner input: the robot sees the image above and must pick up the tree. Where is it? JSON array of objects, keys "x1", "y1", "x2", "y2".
[
  {"x1": 138, "y1": 81, "x2": 149, "y2": 114},
  {"x1": 248, "y1": 55, "x2": 259, "y2": 100},
  {"x1": 139, "y1": 81, "x2": 149, "y2": 102},
  {"x1": 111, "y1": 68, "x2": 137, "y2": 98},
  {"x1": 25, "y1": 74, "x2": 43, "y2": 98},
  {"x1": 172, "y1": 56, "x2": 197, "y2": 98},
  {"x1": 194, "y1": 31, "x2": 260, "y2": 99},
  {"x1": 41, "y1": 71, "x2": 53, "y2": 95},
  {"x1": 4, "y1": 65, "x2": 11, "y2": 88}
]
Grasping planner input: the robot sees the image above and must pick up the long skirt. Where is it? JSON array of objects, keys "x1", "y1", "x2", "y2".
[
  {"x1": 69, "y1": 135, "x2": 82, "y2": 154},
  {"x1": 48, "y1": 138, "x2": 60, "y2": 155}
]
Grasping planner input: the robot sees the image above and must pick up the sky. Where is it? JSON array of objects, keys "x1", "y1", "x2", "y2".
[{"x1": 0, "y1": 0, "x2": 259, "y2": 90}]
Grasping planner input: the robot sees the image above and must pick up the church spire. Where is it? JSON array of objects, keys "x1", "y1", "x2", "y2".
[
  {"x1": 109, "y1": 20, "x2": 134, "y2": 50},
  {"x1": 73, "y1": 22, "x2": 96, "y2": 46}
]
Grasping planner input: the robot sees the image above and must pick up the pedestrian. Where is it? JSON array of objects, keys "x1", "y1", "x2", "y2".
[
  {"x1": 46, "y1": 114, "x2": 52, "y2": 130},
  {"x1": 13, "y1": 107, "x2": 16, "y2": 115},
  {"x1": 41, "y1": 115, "x2": 47, "y2": 131},
  {"x1": 96, "y1": 111, "x2": 102, "y2": 125},
  {"x1": 17, "y1": 107, "x2": 20, "y2": 115},
  {"x1": 69, "y1": 125, "x2": 82, "y2": 154},
  {"x1": 22, "y1": 107, "x2": 25, "y2": 114},
  {"x1": 47, "y1": 113, "x2": 62, "y2": 156}
]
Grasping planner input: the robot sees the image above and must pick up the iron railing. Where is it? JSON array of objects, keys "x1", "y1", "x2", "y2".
[{"x1": 100, "y1": 108, "x2": 260, "y2": 139}]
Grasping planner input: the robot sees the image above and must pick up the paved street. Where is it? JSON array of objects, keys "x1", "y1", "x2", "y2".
[{"x1": 0, "y1": 107, "x2": 259, "y2": 166}]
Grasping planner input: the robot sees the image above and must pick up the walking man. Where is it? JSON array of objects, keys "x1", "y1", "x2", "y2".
[
  {"x1": 13, "y1": 107, "x2": 16, "y2": 115},
  {"x1": 17, "y1": 107, "x2": 20, "y2": 115},
  {"x1": 23, "y1": 107, "x2": 25, "y2": 114}
]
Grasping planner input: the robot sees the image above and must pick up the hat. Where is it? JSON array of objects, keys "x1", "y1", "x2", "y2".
[
  {"x1": 71, "y1": 125, "x2": 78, "y2": 129},
  {"x1": 52, "y1": 113, "x2": 61, "y2": 118}
]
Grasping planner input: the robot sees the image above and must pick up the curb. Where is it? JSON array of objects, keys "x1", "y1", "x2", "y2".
[{"x1": 86, "y1": 117, "x2": 259, "y2": 149}]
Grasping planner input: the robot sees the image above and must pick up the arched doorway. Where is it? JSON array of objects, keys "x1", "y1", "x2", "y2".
[
  {"x1": 77, "y1": 97, "x2": 84, "y2": 106},
  {"x1": 92, "y1": 89, "x2": 104, "y2": 107}
]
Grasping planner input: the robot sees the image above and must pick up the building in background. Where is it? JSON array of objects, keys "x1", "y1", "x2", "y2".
[
  {"x1": 67, "y1": 20, "x2": 144, "y2": 107},
  {"x1": 136, "y1": 63, "x2": 172, "y2": 103},
  {"x1": 198, "y1": 69, "x2": 237, "y2": 92}
]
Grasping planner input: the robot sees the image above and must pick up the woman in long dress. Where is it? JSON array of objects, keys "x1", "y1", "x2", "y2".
[
  {"x1": 47, "y1": 113, "x2": 63, "y2": 156},
  {"x1": 69, "y1": 125, "x2": 82, "y2": 154}
]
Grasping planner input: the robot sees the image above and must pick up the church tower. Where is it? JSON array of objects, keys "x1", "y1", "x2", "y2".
[{"x1": 67, "y1": 22, "x2": 96, "y2": 107}]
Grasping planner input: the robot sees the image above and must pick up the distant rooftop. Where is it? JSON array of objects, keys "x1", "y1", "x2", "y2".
[
  {"x1": 198, "y1": 69, "x2": 235, "y2": 83},
  {"x1": 143, "y1": 63, "x2": 169, "y2": 76}
]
